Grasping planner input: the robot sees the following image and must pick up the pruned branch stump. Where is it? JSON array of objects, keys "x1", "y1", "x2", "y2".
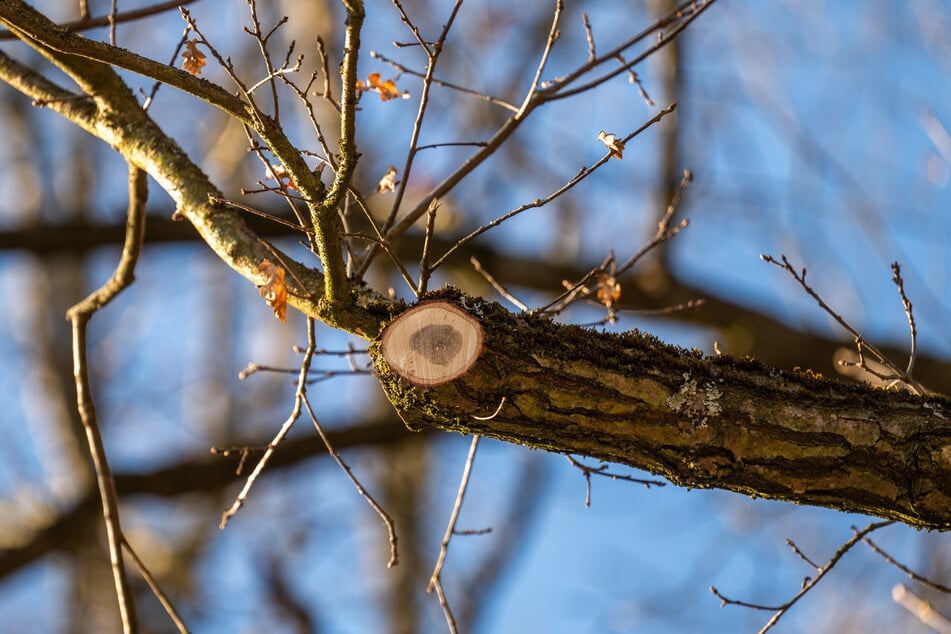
[{"x1": 380, "y1": 301, "x2": 484, "y2": 386}]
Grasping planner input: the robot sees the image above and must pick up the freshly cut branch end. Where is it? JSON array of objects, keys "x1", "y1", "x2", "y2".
[{"x1": 381, "y1": 301, "x2": 484, "y2": 386}]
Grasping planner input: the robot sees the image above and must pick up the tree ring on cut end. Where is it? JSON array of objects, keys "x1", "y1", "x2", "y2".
[{"x1": 380, "y1": 301, "x2": 484, "y2": 386}]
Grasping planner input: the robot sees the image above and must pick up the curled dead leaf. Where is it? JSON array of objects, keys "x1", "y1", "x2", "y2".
[
  {"x1": 258, "y1": 259, "x2": 288, "y2": 322},
  {"x1": 356, "y1": 72, "x2": 410, "y2": 102},
  {"x1": 182, "y1": 40, "x2": 206, "y2": 75},
  {"x1": 597, "y1": 130, "x2": 625, "y2": 159}
]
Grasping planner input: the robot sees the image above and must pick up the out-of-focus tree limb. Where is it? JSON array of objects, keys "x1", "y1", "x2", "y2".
[
  {"x1": 2, "y1": 214, "x2": 947, "y2": 392},
  {"x1": 0, "y1": 418, "x2": 419, "y2": 583}
]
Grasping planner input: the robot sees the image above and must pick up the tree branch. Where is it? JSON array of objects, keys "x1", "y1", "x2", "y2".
[
  {"x1": 0, "y1": 3, "x2": 388, "y2": 337},
  {"x1": 372, "y1": 291, "x2": 951, "y2": 530},
  {"x1": 314, "y1": 0, "x2": 364, "y2": 305},
  {"x1": 63, "y1": 165, "x2": 148, "y2": 633}
]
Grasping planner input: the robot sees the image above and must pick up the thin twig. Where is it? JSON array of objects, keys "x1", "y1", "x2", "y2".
[
  {"x1": 219, "y1": 317, "x2": 317, "y2": 528},
  {"x1": 471, "y1": 257, "x2": 528, "y2": 311},
  {"x1": 108, "y1": 0, "x2": 117, "y2": 46},
  {"x1": 211, "y1": 195, "x2": 313, "y2": 234},
  {"x1": 614, "y1": 168, "x2": 692, "y2": 277},
  {"x1": 65, "y1": 165, "x2": 149, "y2": 634},
  {"x1": 516, "y1": 0, "x2": 563, "y2": 118},
  {"x1": 564, "y1": 455, "x2": 665, "y2": 507},
  {"x1": 429, "y1": 435, "x2": 480, "y2": 589},
  {"x1": 0, "y1": 0, "x2": 200, "y2": 39},
  {"x1": 431, "y1": 104, "x2": 677, "y2": 275},
  {"x1": 616, "y1": 53, "x2": 654, "y2": 107},
  {"x1": 891, "y1": 262, "x2": 919, "y2": 377},
  {"x1": 122, "y1": 539, "x2": 190, "y2": 634},
  {"x1": 300, "y1": 373, "x2": 398, "y2": 565},
  {"x1": 418, "y1": 198, "x2": 440, "y2": 295},
  {"x1": 533, "y1": 255, "x2": 613, "y2": 316},
  {"x1": 431, "y1": 577, "x2": 459, "y2": 634},
  {"x1": 369, "y1": 0, "x2": 465, "y2": 282},
  {"x1": 550, "y1": 0, "x2": 717, "y2": 101},
  {"x1": 369, "y1": 51, "x2": 517, "y2": 112},
  {"x1": 785, "y1": 538, "x2": 820, "y2": 570},
  {"x1": 582, "y1": 12, "x2": 596, "y2": 62},
  {"x1": 762, "y1": 254, "x2": 924, "y2": 394},
  {"x1": 711, "y1": 520, "x2": 894, "y2": 633},
  {"x1": 861, "y1": 532, "x2": 951, "y2": 593},
  {"x1": 416, "y1": 140, "x2": 489, "y2": 151}
]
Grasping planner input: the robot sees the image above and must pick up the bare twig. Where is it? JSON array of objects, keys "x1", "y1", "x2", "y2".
[
  {"x1": 210, "y1": 445, "x2": 259, "y2": 476},
  {"x1": 861, "y1": 532, "x2": 951, "y2": 593},
  {"x1": 533, "y1": 255, "x2": 614, "y2": 317},
  {"x1": 122, "y1": 539, "x2": 190, "y2": 634},
  {"x1": 431, "y1": 104, "x2": 678, "y2": 275},
  {"x1": 300, "y1": 371, "x2": 398, "y2": 565},
  {"x1": 564, "y1": 455, "x2": 665, "y2": 507},
  {"x1": 582, "y1": 12, "x2": 596, "y2": 61},
  {"x1": 471, "y1": 257, "x2": 529, "y2": 311},
  {"x1": 431, "y1": 578, "x2": 459, "y2": 634},
  {"x1": 0, "y1": 0, "x2": 200, "y2": 39},
  {"x1": 614, "y1": 168, "x2": 692, "y2": 277},
  {"x1": 417, "y1": 198, "x2": 440, "y2": 295},
  {"x1": 762, "y1": 254, "x2": 924, "y2": 394},
  {"x1": 516, "y1": 0, "x2": 564, "y2": 118},
  {"x1": 211, "y1": 195, "x2": 313, "y2": 234},
  {"x1": 428, "y1": 434, "x2": 481, "y2": 630},
  {"x1": 369, "y1": 51, "x2": 517, "y2": 112},
  {"x1": 891, "y1": 262, "x2": 919, "y2": 377},
  {"x1": 784, "y1": 538, "x2": 820, "y2": 571},
  {"x1": 219, "y1": 320, "x2": 317, "y2": 528},
  {"x1": 65, "y1": 165, "x2": 149, "y2": 634},
  {"x1": 616, "y1": 53, "x2": 654, "y2": 107},
  {"x1": 366, "y1": 0, "x2": 465, "y2": 283},
  {"x1": 550, "y1": 0, "x2": 717, "y2": 100},
  {"x1": 711, "y1": 520, "x2": 894, "y2": 633},
  {"x1": 108, "y1": 0, "x2": 117, "y2": 46}
]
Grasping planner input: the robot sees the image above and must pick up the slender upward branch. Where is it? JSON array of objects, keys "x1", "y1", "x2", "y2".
[
  {"x1": 64, "y1": 166, "x2": 149, "y2": 634},
  {"x1": 313, "y1": 0, "x2": 365, "y2": 306}
]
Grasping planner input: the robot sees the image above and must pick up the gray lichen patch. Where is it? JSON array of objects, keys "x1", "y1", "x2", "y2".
[{"x1": 666, "y1": 373, "x2": 723, "y2": 428}]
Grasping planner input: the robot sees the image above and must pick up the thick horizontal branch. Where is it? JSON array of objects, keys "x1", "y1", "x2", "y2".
[{"x1": 372, "y1": 291, "x2": 951, "y2": 530}]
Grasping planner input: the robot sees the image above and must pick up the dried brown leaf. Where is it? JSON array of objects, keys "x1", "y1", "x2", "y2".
[
  {"x1": 182, "y1": 40, "x2": 206, "y2": 76},
  {"x1": 356, "y1": 72, "x2": 410, "y2": 102},
  {"x1": 258, "y1": 259, "x2": 288, "y2": 322}
]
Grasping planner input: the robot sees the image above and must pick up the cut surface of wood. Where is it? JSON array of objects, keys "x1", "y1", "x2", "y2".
[{"x1": 380, "y1": 301, "x2": 484, "y2": 386}]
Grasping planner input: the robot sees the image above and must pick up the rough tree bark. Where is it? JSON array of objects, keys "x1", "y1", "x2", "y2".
[{"x1": 373, "y1": 291, "x2": 951, "y2": 530}]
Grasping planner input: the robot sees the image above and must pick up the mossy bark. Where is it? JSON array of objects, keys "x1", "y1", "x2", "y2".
[{"x1": 371, "y1": 289, "x2": 951, "y2": 530}]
